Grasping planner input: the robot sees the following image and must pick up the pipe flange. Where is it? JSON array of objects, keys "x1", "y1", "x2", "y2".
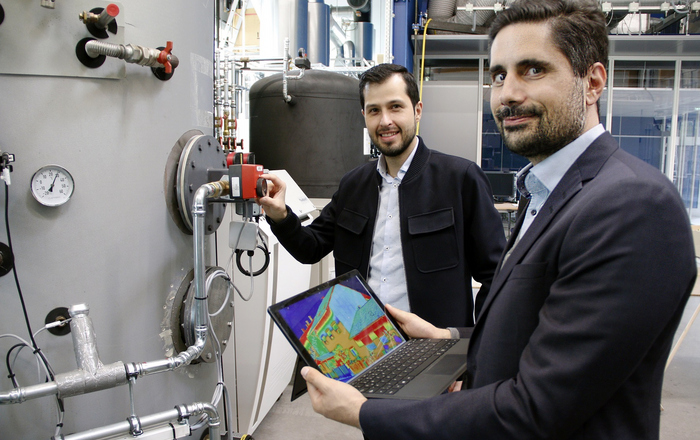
[
  {"x1": 44, "y1": 307, "x2": 71, "y2": 336},
  {"x1": 168, "y1": 267, "x2": 233, "y2": 363},
  {"x1": 164, "y1": 131, "x2": 227, "y2": 235},
  {"x1": 75, "y1": 38, "x2": 106, "y2": 69}
]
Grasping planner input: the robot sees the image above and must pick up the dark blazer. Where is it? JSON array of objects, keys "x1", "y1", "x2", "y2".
[
  {"x1": 360, "y1": 132, "x2": 697, "y2": 439},
  {"x1": 268, "y1": 137, "x2": 505, "y2": 328}
]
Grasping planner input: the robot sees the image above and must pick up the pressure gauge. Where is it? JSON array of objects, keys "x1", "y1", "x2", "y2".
[{"x1": 30, "y1": 165, "x2": 75, "y2": 207}]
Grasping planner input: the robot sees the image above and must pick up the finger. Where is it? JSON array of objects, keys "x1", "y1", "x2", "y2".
[
  {"x1": 386, "y1": 304, "x2": 411, "y2": 324},
  {"x1": 261, "y1": 173, "x2": 285, "y2": 189},
  {"x1": 301, "y1": 366, "x2": 325, "y2": 387},
  {"x1": 301, "y1": 367, "x2": 326, "y2": 405}
]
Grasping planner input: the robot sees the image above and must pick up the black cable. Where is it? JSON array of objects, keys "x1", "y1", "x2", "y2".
[
  {"x1": 235, "y1": 245, "x2": 270, "y2": 277},
  {"x1": 3, "y1": 182, "x2": 65, "y2": 421},
  {"x1": 4, "y1": 184, "x2": 40, "y2": 351},
  {"x1": 6, "y1": 342, "x2": 27, "y2": 388}
]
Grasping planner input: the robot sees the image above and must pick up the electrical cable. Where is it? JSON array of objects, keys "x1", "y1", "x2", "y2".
[
  {"x1": 235, "y1": 245, "x2": 269, "y2": 277},
  {"x1": 417, "y1": 17, "x2": 432, "y2": 135},
  {"x1": 225, "y1": 247, "x2": 250, "y2": 301},
  {"x1": 4, "y1": 184, "x2": 40, "y2": 352},
  {"x1": 3, "y1": 183, "x2": 65, "y2": 437},
  {"x1": 191, "y1": 268, "x2": 233, "y2": 437},
  {"x1": 235, "y1": 228, "x2": 269, "y2": 277},
  {"x1": 5, "y1": 342, "x2": 26, "y2": 388}
]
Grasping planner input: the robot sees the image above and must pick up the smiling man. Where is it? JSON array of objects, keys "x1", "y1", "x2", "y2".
[
  {"x1": 297, "y1": 1, "x2": 697, "y2": 439},
  {"x1": 257, "y1": 63, "x2": 505, "y2": 333}
]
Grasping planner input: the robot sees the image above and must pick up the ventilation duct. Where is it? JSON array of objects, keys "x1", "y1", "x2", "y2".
[{"x1": 426, "y1": 0, "x2": 683, "y2": 34}]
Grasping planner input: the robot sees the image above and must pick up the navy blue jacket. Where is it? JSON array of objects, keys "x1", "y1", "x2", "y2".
[
  {"x1": 268, "y1": 137, "x2": 506, "y2": 328},
  {"x1": 360, "y1": 132, "x2": 697, "y2": 439}
]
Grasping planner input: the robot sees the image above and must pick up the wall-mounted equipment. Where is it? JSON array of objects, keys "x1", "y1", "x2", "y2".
[
  {"x1": 167, "y1": 267, "x2": 234, "y2": 364},
  {"x1": 165, "y1": 130, "x2": 270, "y2": 236},
  {"x1": 0, "y1": 242, "x2": 13, "y2": 277},
  {"x1": 44, "y1": 306, "x2": 72, "y2": 336},
  {"x1": 165, "y1": 130, "x2": 228, "y2": 235},
  {"x1": 0, "y1": 149, "x2": 13, "y2": 185},
  {"x1": 30, "y1": 164, "x2": 74, "y2": 207},
  {"x1": 75, "y1": 38, "x2": 179, "y2": 80},
  {"x1": 78, "y1": 4, "x2": 119, "y2": 39}
]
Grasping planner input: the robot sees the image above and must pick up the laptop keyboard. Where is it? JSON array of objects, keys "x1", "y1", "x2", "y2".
[{"x1": 350, "y1": 339, "x2": 458, "y2": 396}]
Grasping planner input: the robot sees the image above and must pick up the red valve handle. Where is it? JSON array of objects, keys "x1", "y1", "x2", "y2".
[
  {"x1": 106, "y1": 4, "x2": 119, "y2": 17},
  {"x1": 158, "y1": 41, "x2": 174, "y2": 74}
]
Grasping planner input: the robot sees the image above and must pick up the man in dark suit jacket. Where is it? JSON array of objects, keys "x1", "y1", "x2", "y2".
[{"x1": 298, "y1": 1, "x2": 698, "y2": 439}]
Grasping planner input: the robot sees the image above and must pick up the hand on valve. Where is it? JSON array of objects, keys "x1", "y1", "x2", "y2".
[{"x1": 256, "y1": 173, "x2": 288, "y2": 223}]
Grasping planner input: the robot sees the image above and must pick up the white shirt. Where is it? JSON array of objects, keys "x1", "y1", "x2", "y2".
[{"x1": 367, "y1": 143, "x2": 418, "y2": 312}]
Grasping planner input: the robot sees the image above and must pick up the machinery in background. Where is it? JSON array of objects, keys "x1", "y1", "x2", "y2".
[{"x1": 0, "y1": 158, "x2": 250, "y2": 439}]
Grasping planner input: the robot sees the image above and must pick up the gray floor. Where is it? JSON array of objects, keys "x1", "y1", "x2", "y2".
[{"x1": 251, "y1": 293, "x2": 700, "y2": 440}]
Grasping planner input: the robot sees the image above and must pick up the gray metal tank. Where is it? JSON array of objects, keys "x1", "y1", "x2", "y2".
[{"x1": 249, "y1": 70, "x2": 369, "y2": 198}]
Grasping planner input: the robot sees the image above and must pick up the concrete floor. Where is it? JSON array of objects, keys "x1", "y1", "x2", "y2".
[{"x1": 251, "y1": 294, "x2": 700, "y2": 440}]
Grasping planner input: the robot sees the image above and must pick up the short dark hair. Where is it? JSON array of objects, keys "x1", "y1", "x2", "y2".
[
  {"x1": 488, "y1": 0, "x2": 608, "y2": 79},
  {"x1": 358, "y1": 64, "x2": 420, "y2": 109}
]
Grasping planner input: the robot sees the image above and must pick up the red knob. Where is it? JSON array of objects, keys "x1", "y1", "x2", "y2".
[{"x1": 158, "y1": 41, "x2": 174, "y2": 74}]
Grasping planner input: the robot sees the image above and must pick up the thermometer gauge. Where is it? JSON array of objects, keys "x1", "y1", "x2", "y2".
[{"x1": 30, "y1": 165, "x2": 75, "y2": 207}]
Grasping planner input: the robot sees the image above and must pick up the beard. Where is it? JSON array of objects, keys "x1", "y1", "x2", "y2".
[
  {"x1": 370, "y1": 123, "x2": 417, "y2": 158},
  {"x1": 494, "y1": 80, "x2": 586, "y2": 159}
]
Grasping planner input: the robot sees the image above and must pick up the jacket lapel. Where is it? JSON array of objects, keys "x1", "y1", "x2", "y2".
[{"x1": 475, "y1": 132, "x2": 619, "y2": 324}]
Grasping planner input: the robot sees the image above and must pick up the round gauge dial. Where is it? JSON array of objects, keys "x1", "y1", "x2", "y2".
[{"x1": 30, "y1": 165, "x2": 75, "y2": 207}]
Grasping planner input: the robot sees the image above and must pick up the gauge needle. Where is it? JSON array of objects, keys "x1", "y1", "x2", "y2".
[{"x1": 48, "y1": 173, "x2": 59, "y2": 192}]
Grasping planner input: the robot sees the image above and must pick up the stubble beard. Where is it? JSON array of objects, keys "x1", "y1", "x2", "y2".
[
  {"x1": 495, "y1": 81, "x2": 586, "y2": 159},
  {"x1": 372, "y1": 124, "x2": 417, "y2": 158}
]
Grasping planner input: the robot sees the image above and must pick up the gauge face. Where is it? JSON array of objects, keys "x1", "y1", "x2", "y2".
[{"x1": 30, "y1": 165, "x2": 74, "y2": 207}]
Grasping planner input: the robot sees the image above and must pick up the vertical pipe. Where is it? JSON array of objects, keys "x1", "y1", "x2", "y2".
[
  {"x1": 215, "y1": 49, "x2": 222, "y2": 142},
  {"x1": 69, "y1": 304, "x2": 103, "y2": 374},
  {"x1": 308, "y1": 0, "x2": 330, "y2": 65}
]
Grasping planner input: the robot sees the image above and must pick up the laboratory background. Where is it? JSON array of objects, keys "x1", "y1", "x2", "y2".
[{"x1": 0, "y1": 1, "x2": 698, "y2": 439}]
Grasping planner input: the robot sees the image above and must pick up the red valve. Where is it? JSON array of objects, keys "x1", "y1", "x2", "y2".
[
  {"x1": 158, "y1": 41, "x2": 174, "y2": 74},
  {"x1": 106, "y1": 4, "x2": 120, "y2": 18}
]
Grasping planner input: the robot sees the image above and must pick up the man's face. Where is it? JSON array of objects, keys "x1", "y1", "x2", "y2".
[
  {"x1": 362, "y1": 74, "x2": 422, "y2": 158},
  {"x1": 489, "y1": 22, "x2": 586, "y2": 162}
]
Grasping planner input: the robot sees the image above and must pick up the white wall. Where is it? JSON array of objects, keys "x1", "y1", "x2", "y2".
[{"x1": 419, "y1": 82, "x2": 481, "y2": 162}]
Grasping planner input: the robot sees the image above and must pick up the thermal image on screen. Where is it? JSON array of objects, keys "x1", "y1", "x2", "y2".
[{"x1": 278, "y1": 279, "x2": 405, "y2": 383}]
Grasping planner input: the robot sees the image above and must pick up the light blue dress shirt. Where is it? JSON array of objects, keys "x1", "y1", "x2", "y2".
[
  {"x1": 367, "y1": 141, "x2": 419, "y2": 312},
  {"x1": 516, "y1": 124, "x2": 606, "y2": 241}
]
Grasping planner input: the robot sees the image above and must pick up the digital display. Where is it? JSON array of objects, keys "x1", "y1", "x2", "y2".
[{"x1": 277, "y1": 279, "x2": 405, "y2": 383}]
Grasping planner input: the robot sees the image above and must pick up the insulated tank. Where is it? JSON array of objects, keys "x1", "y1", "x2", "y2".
[{"x1": 249, "y1": 70, "x2": 369, "y2": 198}]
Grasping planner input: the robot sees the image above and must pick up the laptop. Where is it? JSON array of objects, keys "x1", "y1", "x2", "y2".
[{"x1": 268, "y1": 270, "x2": 469, "y2": 400}]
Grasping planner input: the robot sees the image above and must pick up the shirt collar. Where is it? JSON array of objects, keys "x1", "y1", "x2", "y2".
[
  {"x1": 527, "y1": 123, "x2": 605, "y2": 193},
  {"x1": 377, "y1": 137, "x2": 419, "y2": 183}
]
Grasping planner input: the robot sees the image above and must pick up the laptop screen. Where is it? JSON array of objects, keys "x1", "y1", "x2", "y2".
[{"x1": 272, "y1": 271, "x2": 407, "y2": 383}]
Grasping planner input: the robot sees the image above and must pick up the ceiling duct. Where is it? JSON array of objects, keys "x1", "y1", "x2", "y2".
[
  {"x1": 425, "y1": 0, "x2": 686, "y2": 35},
  {"x1": 426, "y1": 0, "x2": 499, "y2": 34}
]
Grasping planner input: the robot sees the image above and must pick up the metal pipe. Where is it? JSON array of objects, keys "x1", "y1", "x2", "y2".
[
  {"x1": 55, "y1": 361, "x2": 128, "y2": 397},
  {"x1": 1, "y1": 181, "x2": 228, "y2": 400},
  {"x1": 215, "y1": 49, "x2": 223, "y2": 142},
  {"x1": 0, "y1": 381, "x2": 59, "y2": 404},
  {"x1": 132, "y1": 179, "x2": 229, "y2": 377},
  {"x1": 69, "y1": 304, "x2": 102, "y2": 374},
  {"x1": 85, "y1": 40, "x2": 180, "y2": 70},
  {"x1": 283, "y1": 38, "x2": 292, "y2": 102},
  {"x1": 0, "y1": 360, "x2": 129, "y2": 404},
  {"x1": 0, "y1": 305, "x2": 129, "y2": 405},
  {"x1": 60, "y1": 402, "x2": 220, "y2": 440}
]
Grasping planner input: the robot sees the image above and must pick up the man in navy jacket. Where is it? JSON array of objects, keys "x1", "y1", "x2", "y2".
[
  {"x1": 297, "y1": 1, "x2": 697, "y2": 439},
  {"x1": 258, "y1": 64, "x2": 505, "y2": 330}
]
